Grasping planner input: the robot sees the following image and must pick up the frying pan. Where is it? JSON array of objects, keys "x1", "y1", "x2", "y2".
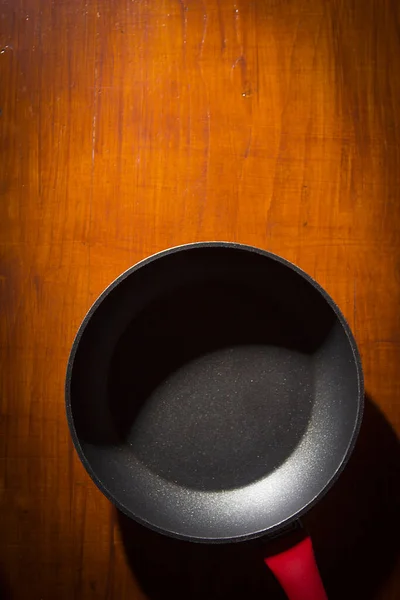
[{"x1": 66, "y1": 242, "x2": 363, "y2": 600}]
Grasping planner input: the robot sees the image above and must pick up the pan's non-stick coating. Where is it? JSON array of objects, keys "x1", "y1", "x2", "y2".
[{"x1": 66, "y1": 243, "x2": 363, "y2": 542}]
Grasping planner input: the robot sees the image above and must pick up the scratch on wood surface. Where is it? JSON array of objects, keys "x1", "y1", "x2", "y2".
[
  {"x1": 217, "y1": 1, "x2": 227, "y2": 51},
  {"x1": 232, "y1": 5, "x2": 245, "y2": 87},
  {"x1": 204, "y1": 109, "x2": 211, "y2": 181},
  {"x1": 244, "y1": 127, "x2": 253, "y2": 158},
  {"x1": 0, "y1": 45, "x2": 12, "y2": 53},
  {"x1": 254, "y1": 2, "x2": 260, "y2": 102},
  {"x1": 231, "y1": 54, "x2": 244, "y2": 73},
  {"x1": 267, "y1": 7, "x2": 304, "y2": 237},
  {"x1": 91, "y1": 93, "x2": 97, "y2": 165},
  {"x1": 288, "y1": 6, "x2": 303, "y2": 75},
  {"x1": 199, "y1": 0, "x2": 208, "y2": 59},
  {"x1": 197, "y1": 107, "x2": 211, "y2": 234},
  {"x1": 196, "y1": 1, "x2": 210, "y2": 232},
  {"x1": 88, "y1": 4, "x2": 99, "y2": 296},
  {"x1": 234, "y1": 3, "x2": 241, "y2": 46},
  {"x1": 177, "y1": 0, "x2": 188, "y2": 47}
]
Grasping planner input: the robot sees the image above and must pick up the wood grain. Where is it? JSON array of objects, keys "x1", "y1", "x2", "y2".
[{"x1": 0, "y1": 0, "x2": 399, "y2": 598}]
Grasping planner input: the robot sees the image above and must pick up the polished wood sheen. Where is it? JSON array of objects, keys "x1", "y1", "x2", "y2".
[{"x1": 1, "y1": 1, "x2": 399, "y2": 599}]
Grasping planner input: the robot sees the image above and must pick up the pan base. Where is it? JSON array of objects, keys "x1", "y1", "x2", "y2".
[{"x1": 126, "y1": 345, "x2": 313, "y2": 492}]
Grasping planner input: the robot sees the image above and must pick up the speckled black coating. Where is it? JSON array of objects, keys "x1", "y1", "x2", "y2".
[{"x1": 65, "y1": 242, "x2": 363, "y2": 542}]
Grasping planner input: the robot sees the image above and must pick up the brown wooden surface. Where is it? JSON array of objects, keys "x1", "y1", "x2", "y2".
[{"x1": 1, "y1": 1, "x2": 399, "y2": 598}]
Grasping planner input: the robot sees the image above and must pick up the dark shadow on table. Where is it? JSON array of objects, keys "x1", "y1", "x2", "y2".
[
  {"x1": 304, "y1": 396, "x2": 400, "y2": 600},
  {"x1": 0, "y1": 571, "x2": 12, "y2": 600},
  {"x1": 116, "y1": 396, "x2": 400, "y2": 600}
]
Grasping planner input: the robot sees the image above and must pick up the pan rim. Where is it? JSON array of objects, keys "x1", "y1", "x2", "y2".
[{"x1": 65, "y1": 241, "x2": 364, "y2": 543}]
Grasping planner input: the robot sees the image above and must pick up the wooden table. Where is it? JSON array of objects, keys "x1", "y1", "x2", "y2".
[{"x1": 1, "y1": 1, "x2": 399, "y2": 598}]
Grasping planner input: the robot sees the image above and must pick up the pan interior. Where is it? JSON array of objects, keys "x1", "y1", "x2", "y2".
[
  {"x1": 69, "y1": 246, "x2": 361, "y2": 540},
  {"x1": 109, "y1": 281, "x2": 315, "y2": 492}
]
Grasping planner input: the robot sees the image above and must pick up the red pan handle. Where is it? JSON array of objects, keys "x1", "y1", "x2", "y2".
[{"x1": 264, "y1": 536, "x2": 328, "y2": 600}]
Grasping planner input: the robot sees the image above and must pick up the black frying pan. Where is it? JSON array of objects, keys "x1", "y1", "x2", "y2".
[{"x1": 66, "y1": 242, "x2": 363, "y2": 600}]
